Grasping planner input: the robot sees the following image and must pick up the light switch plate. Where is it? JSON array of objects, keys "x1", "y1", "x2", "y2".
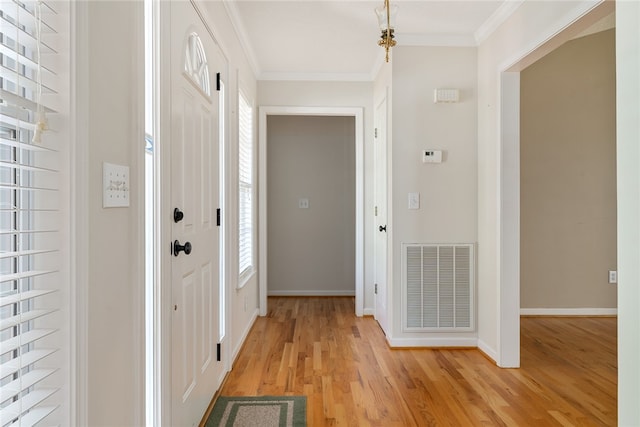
[
  {"x1": 298, "y1": 198, "x2": 309, "y2": 209},
  {"x1": 103, "y1": 162, "x2": 130, "y2": 208},
  {"x1": 408, "y1": 192, "x2": 420, "y2": 210}
]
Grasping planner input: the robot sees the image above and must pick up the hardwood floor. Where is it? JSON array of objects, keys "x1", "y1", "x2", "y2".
[{"x1": 214, "y1": 297, "x2": 617, "y2": 426}]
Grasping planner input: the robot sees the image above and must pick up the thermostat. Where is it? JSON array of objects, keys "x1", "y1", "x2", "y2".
[{"x1": 422, "y1": 150, "x2": 442, "y2": 163}]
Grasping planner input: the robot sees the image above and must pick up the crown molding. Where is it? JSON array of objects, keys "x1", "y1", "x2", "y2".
[
  {"x1": 259, "y1": 71, "x2": 375, "y2": 82},
  {"x1": 397, "y1": 33, "x2": 477, "y2": 47},
  {"x1": 474, "y1": 0, "x2": 526, "y2": 45},
  {"x1": 222, "y1": 0, "x2": 261, "y2": 78}
]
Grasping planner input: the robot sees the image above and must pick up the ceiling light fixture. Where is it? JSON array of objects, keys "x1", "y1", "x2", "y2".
[{"x1": 375, "y1": 0, "x2": 398, "y2": 63}]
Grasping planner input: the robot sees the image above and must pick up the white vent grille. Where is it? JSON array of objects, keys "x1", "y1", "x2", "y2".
[{"x1": 403, "y1": 244, "x2": 474, "y2": 332}]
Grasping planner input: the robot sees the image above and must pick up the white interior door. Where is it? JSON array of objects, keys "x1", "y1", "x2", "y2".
[
  {"x1": 170, "y1": 2, "x2": 224, "y2": 425},
  {"x1": 374, "y1": 97, "x2": 389, "y2": 334}
]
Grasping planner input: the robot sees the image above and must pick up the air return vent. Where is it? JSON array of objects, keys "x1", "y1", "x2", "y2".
[{"x1": 403, "y1": 244, "x2": 475, "y2": 332}]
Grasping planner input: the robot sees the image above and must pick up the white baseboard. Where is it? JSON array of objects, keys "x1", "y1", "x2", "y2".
[
  {"x1": 267, "y1": 290, "x2": 356, "y2": 297},
  {"x1": 520, "y1": 308, "x2": 618, "y2": 316},
  {"x1": 362, "y1": 308, "x2": 375, "y2": 316},
  {"x1": 477, "y1": 339, "x2": 498, "y2": 363},
  {"x1": 386, "y1": 336, "x2": 478, "y2": 348},
  {"x1": 231, "y1": 308, "x2": 259, "y2": 364}
]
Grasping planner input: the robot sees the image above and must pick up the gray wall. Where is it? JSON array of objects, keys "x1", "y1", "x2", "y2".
[
  {"x1": 267, "y1": 115, "x2": 355, "y2": 295},
  {"x1": 520, "y1": 29, "x2": 617, "y2": 309}
]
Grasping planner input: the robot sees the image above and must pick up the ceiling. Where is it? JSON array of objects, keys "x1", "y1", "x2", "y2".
[{"x1": 216, "y1": 0, "x2": 520, "y2": 81}]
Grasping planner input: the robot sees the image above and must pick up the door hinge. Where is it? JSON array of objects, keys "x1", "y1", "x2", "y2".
[
  {"x1": 216, "y1": 72, "x2": 221, "y2": 91},
  {"x1": 217, "y1": 343, "x2": 221, "y2": 361},
  {"x1": 217, "y1": 208, "x2": 221, "y2": 226},
  {"x1": 375, "y1": 206, "x2": 378, "y2": 216},
  {"x1": 375, "y1": 283, "x2": 378, "y2": 294},
  {"x1": 374, "y1": 128, "x2": 378, "y2": 138}
]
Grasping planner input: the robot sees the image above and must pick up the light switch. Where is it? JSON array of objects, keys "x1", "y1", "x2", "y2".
[
  {"x1": 408, "y1": 192, "x2": 420, "y2": 210},
  {"x1": 103, "y1": 162, "x2": 130, "y2": 208},
  {"x1": 298, "y1": 198, "x2": 309, "y2": 209}
]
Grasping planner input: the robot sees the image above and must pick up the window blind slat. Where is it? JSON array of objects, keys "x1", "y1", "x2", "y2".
[
  {"x1": 0, "y1": 248, "x2": 57, "y2": 259},
  {"x1": 0, "y1": 113, "x2": 37, "y2": 131},
  {"x1": 0, "y1": 159, "x2": 58, "y2": 173},
  {"x1": 0, "y1": 329, "x2": 57, "y2": 356},
  {"x1": 0, "y1": 228, "x2": 59, "y2": 235},
  {"x1": 0, "y1": 136, "x2": 57, "y2": 152},
  {"x1": 0, "y1": 289, "x2": 56, "y2": 307},
  {"x1": 0, "y1": 349, "x2": 57, "y2": 378},
  {"x1": 0, "y1": 309, "x2": 56, "y2": 331},
  {"x1": 0, "y1": 88, "x2": 56, "y2": 114},
  {"x1": 0, "y1": 269, "x2": 57, "y2": 284},
  {"x1": 17, "y1": 405, "x2": 58, "y2": 427},
  {"x1": 0, "y1": 368, "x2": 57, "y2": 402},
  {"x1": 0, "y1": 63, "x2": 57, "y2": 95},
  {"x1": 0, "y1": 389, "x2": 58, "y2": 424}
]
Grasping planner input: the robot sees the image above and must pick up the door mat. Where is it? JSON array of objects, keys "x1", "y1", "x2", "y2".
[{"x1": 204, "y1": 396, "x2": 307, "y2": 427}]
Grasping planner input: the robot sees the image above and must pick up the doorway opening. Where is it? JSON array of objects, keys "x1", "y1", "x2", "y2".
[
  {"x1": 498, "y1": 1, "x2": 616, "y2": 367},
  {"x1": 258, "y1": 107, "x2": 364, "y2": 316}
]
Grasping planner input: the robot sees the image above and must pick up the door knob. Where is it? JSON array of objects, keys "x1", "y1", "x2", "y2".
[
  {"x1": 379, "y1": 225, "x2": 387, "y2": 232},
  {"x1": 174, "y1": 208, "x2": 184, "y2": 223},
  {"x1": 173, "y1": 240, "x2": 192, "y2": 256}
]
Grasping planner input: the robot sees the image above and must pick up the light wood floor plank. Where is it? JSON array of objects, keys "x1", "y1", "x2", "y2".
[{"x1": 213, "y1": 297, "x2": 616, "y2": 426}]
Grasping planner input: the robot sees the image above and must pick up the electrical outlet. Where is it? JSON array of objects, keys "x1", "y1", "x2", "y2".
[{"x1": 608, "y1": 270, "x2": 617, "y2": 284}]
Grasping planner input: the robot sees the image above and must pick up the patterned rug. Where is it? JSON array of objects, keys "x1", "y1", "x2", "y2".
[{"x1": 205, "y1": 396, "x2": 307, "y2": 427}]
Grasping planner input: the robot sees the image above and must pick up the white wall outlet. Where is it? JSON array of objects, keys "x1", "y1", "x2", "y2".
[
  {"x1": 103, "y1": 162, "x2": 130, "y2": 208},
  {"x1": 608, "y1": 270, "x2": 617, "y2": 284},
  {"x1": 408, "y1": 192, "x2": 420, "y2": 210},
  {"x1": 298, "y1": 198, "x2": 309, "y2": 209}
]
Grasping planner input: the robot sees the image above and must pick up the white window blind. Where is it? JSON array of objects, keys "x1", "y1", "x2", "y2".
[
  {"x1": 1, "y1": 1, "x2": 68, "y2": 426},
  {"x1": 238, "y1": 92, "x2": 253, "y2": 278}
]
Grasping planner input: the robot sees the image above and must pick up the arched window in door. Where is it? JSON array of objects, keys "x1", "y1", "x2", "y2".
[{"x1": 184, "y1": 32, "x2": 211, "y2": 97}]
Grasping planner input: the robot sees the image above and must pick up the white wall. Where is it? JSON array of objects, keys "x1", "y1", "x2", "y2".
[
  {"x1": 258, "y1": 82, "x2": 375, "y2": 310},
  {"x1": 477, "y1": 0, "x2": 609, "y2": 365},
  {"x1": 388, "y1": 46, "x2": 478, "y2": 343},
  {"x1": 616, "y1": 2, "x2": 640, "y2": 424},
  {"x1": 81, "y1": 2, "x2": 145, "y2": 425}
]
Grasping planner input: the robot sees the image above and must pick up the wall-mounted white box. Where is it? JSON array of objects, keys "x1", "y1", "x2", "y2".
[
  {"x1": 103, "y1": 162, "x2": 130, "y2": 208},
  {"x1": 423, "y1": 150, "x2": 443, "y2": 163},
  {"x1": 434, "y1": 88, "x2": 460, "y2": 103}
]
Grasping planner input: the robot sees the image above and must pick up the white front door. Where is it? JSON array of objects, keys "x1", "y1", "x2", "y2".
[
  {"x1": 374, "y1": 97, "x2": 389, "y2": 334},
  {"x1": 170, "y1": 2, "x2": 224, "y2": 425}
]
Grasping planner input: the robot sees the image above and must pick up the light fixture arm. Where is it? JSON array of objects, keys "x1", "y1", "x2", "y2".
[{"x1": 376, "y1": 0, "x2": 397, "y2": 63}]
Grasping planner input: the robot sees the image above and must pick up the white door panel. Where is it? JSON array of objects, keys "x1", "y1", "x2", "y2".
[
  {"x1": 170, "y1": 2, "x2": 224, "y2": 425},
  {"x1": 374, "y1": 97, "x2": 389, "y2": 334}
]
